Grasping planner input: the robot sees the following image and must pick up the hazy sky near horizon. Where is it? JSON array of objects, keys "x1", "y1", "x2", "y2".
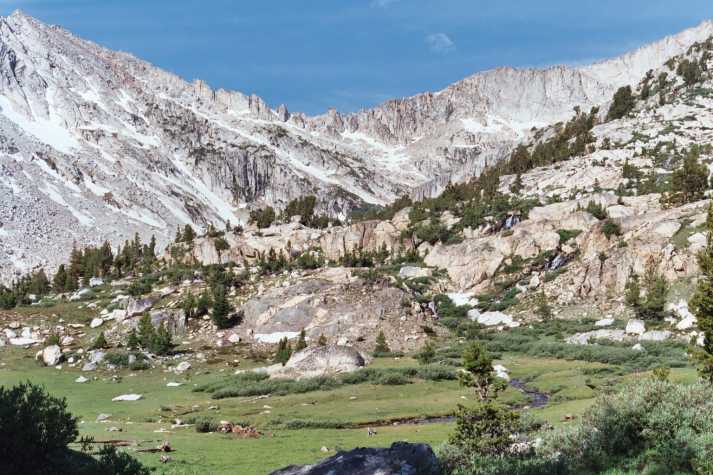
[{"x1": 4, "y1": 0, "x2": 713, "y2": 114}]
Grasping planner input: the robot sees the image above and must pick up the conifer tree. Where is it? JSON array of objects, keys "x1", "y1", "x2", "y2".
[
  {"x1": 416, "y1": 341, "x2": 436, "y2": 365},
  {"x1": 509, "y1": 173, "x2": 524, "y2": 195},
  {"x1": 137, "y1": 314, "x2": 155, "y2": 348},
  {"x1": 606, "y1": 85, "x2": 635, "y2": 121},
  {"x1": 182, "y1": 291, "x2": 197, "y2": 319},
  {"x1": 670, "y1": 148, "x2": 709, "y2": 205},
  {"x1": 374, "y1": 331, "x2": 390, "y2": 354},
  {"x1": 317, "y1": 334, "x2": 327, "y2": 346},
  {"x1": 195, "y1": 290, "x2": 211, "y2": 318},
  {"x1": 690, "y1": 204, "x2": 713, "y2": 382},
  {"x1": 625, "y1": 274, "x2": 641, "y2": 308},
  {"x1": 68, "y1": 244, "x2": 83, "y2": 284},
  {"x1": 183, "y1": 224, "x2": 196, "y2": 243},
  {"x1": 65, "y1": 272, "x2": 79, "y2": 292},
  {"x1": 275, "y1": 337, "x2": 292, "y2": 366},
  {"x1": 211, "y1": 285, "x2": 233, "y2": 329},
  {"x1": 534, "y1": 291, "x2": 552, "y2": 320},
  {"x1": 150, "y1": 322, "x2": 172, "y2": 355},
  {"x1": 295, "y1": 329, "x2": 307, "y2": 351},
  {"x1": 460, "y1": 341, "x2": 498, "y2": 401},
  {"x1": 52, "y1": 265, "x2": 68, "y2": 293},
  {"x1": 127, "y1": 330, "x2": 140, "y2": 350},
  {"x1": 214, "y1": 237, "x2": 230, "y2": 261},
  {"x1": 92, "y1": 332, "x2": 108, "y2": 350}
]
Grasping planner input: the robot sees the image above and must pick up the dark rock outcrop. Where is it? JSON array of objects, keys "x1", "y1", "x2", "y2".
[{"x1": 270, "y1": 442, "x2": 442, "y2": 475}]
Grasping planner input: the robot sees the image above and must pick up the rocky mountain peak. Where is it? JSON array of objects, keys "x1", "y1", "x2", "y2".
[{"x1": 1, "y1": 13, "x2": 712, "y2": 284}]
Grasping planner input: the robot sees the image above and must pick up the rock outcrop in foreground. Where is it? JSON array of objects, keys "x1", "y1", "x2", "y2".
[{"x1": 270, "y1": 442, "x2": 442, "y2": 475}]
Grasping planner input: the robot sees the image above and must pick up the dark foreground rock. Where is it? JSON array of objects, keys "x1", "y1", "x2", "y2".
[{"x1": 270, "y1": 442, "x2": 442, "y2": 475}]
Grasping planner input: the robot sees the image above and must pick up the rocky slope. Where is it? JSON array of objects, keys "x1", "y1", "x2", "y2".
[{"x1": 1, "y1": 10, "x2": 713, "y2": 283}]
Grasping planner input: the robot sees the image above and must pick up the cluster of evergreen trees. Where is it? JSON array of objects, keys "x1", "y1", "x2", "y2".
[
  {"x1": 624, "y1": 260, "x2": 669, "y2": 321},
  {"x1": 179, "y1": 265, "x2": 245, "y2": 330},
  {"x1": 0, "y1": 233, "x2": 160, "y2": 310},
  {"x1": 249, "y1": 195, "x2": 339, "y2": 230},
  {"x1": 621, "y1": 146, "x2": 710, "y2": 206}
]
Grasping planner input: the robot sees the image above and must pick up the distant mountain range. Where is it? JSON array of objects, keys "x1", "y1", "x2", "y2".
[{"x1": 1, "y1": 9, "x2": 712, "y2": 281}]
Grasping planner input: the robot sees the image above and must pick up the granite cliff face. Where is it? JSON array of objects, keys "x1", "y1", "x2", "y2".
[{"x1": 1, "y1": 9, "x2": 712, "y2": 281}]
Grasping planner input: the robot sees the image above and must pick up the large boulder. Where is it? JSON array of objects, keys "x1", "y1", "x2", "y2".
[
  {"x1": 566, "y1": 329, "x2": 627, "y2": 345},
  {"x1": 270, "y1": 442, "x2": 441, "y2": 475},
  {"x1": 238, "y1": 268, "x2": 434, "y2": 352},
  {"x1": 625, "y1": 319, "x2": 646, "y2": 335},
  {"x1": 425, "y1": 219, "x2": 560, "y2": 290},
  {"x1": 150, "y1": 309, "x2": 187, "y2": 336},
  {"x1": 41, "y1": 345, "x2": 63, "y2": 366},
  {"x1": 639, "y1": 330, "x2": 672, "y2": 342},
  {"x1": 264, "y1": 345, "x2": 367, "y2": 380},
  {"x1": 399, "y1": 266, "x2": 432, "y2": 279},
  {"x1": 126, "y1": 297, "x2": 156, "y2": 317},
  {"x1": 468, "y1": 309, "x2": 519, "y2": 328},
  {"x1": 69, "y1": 288, "x2": 93, "y2": 301}
]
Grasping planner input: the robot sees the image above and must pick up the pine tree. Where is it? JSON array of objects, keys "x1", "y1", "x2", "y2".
[
  {"x1": 52, "y1": 265, "x2": 68, "y2": 293},
  {"x1": 68, "y1": 244, "x2": 83, "y2": 284},
  {"x1": 534, "y1": 291, "x2": 552, "y2": 320},
  {"x1": 65, "y1": 272, "x2": 79, "y2": 292},
  {"x1": 507, "y1": 146, "x2": 531, "y2": 174},
  {"x1": 214, "y1": 237, "x2": 230, "y2": 261},
  {"x1": 275, "y1": 337, "x2": 292, "y2": 366},
  {"x1": 98, "y1": 241, "x2": 114, "y2": 276},
  {"x1": 670, "y1": 148, "x2": 709, "y2": 205},
  {"x1": 295, "y1": 329, "x2": 307, "y2": 352},
  {"x1": 182, "y1": 292, "x2": 196, "y2": 319},
  {"x1": 195, "y1": 291, "x2": 211, "y2": 318},
  {"x1": 28, "y1": 270, "x2": 50, "y2": 297},
  {"x1": 137, "y1": 314, "x2": 155, "y2": 348},
  {"x1": 690, "y1": 204, "x2": 713, "y2": 382},
  {"x1": 183, "y1": 224, "x2": 196, "y2": 243},
  {"x1": 317, "y1": 334, "x2": 327, "y2": 346},
  {"x1": 639, "y1": 260, "x2": 668, "y2": 320},
  {"x1": 92, "y1": 332, "x2": 108, "y2": 350},
  {"x1": 509, "y1": 173, "x2": 524, "y2": 195},
  {"x1": 416, "y1": 342, "x2": 436, "y2": 365},
  {"x1": 150, "y1": 323, "x2": 172, "y2": 355},
  {"x1": 211, "y1": 285, "x2": 233, "y2": 329},
  {"x1": 459, "y1": 341, "x2": 503, "y2": 401},
  {"x1": 127, "y1": 330, "x2": 140, "y2": 350},
  {"x1": 373, "y1": 331, "x2": 390, "y2": 355},
  {"x1": 606, "y1": 85, "x2": 635, "y2": 121},
  {"x1": 625, "y1": 274, "x2": 641, "y2": 308}
]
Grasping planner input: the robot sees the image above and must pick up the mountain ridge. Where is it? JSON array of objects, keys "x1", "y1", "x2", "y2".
[{"x1": 1, "y1": 11, "x2": 712, "y2": 282}]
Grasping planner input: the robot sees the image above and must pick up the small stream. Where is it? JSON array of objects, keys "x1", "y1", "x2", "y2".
[
  {"x1": 359, "y1": 380, "x2": 550, "y2": 428},
  {"x1": 508, "y1": 378, "x2": 550, "y2": 408}
]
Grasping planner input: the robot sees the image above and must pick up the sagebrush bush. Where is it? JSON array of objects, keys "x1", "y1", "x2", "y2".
[
  {"x1": 439, "y1": 379, "x2": 713, "y2": 475},
  {"x1": 196, "y1": 365, "x2": 457, "y2": 399},
  {"x1": 539, "y1": 379, "x2": 713, "y2": 474}
]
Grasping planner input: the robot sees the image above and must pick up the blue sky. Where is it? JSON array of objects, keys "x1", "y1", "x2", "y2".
[{"x1": 4, "y1": 1, "x2": 713, "y2": 114}]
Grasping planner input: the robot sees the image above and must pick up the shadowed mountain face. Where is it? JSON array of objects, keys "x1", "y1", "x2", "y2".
[{"x1": 0, "y1": 9, "x2": 711, "y2": 282}]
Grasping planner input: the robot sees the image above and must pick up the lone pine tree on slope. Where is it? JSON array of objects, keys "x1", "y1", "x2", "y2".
[{"x1": 691, "y1": 204, "x2": 713, "y2": 382}]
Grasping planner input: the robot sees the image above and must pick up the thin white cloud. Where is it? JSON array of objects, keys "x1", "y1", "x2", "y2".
[
  {"x1": 371, "y1": 0, "x2": 400, "y2": 8},
  {"x1": 426, "y1": 33, "x2": 455, "y2": 54}
]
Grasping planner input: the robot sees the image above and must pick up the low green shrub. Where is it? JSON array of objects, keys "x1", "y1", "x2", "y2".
[{"x1": 539, "y1": 379, "x2": 713, "y2": 474}]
